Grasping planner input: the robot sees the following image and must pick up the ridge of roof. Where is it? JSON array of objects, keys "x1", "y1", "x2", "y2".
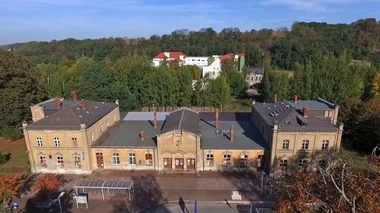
[{"x1": 219, "y1": 53, "x2": 245, "y2": 61}]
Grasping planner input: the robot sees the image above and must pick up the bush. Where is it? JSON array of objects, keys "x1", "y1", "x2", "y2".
[
  {"x1": 0, "y1": 126, "x2": 22, "y2": 140},
  {"x1": 0, "y1": 152, "x2": 8, "y2": 164}
]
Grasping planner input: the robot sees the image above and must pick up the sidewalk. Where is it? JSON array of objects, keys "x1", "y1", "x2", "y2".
[{"x1": 12, "y1": 170, "x2": 277, "y2": 213}]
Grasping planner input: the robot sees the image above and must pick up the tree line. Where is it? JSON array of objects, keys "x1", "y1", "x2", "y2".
[{"x1": 3, "y1": 18, "x2": 380, "y2": 70}]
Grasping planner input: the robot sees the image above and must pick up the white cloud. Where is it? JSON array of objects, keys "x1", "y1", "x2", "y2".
[{"x1": 260, "y1": 0, "x2": 380, "y2": 12}]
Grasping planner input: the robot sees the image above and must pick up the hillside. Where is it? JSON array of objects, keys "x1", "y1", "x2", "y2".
[{"x1": 6, "y1": 18, "x2": 380, "y2": 70}]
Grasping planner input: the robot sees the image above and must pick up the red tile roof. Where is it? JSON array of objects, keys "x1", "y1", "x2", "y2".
[
  {"x1": 219, "y1": 53, "x2": 245, "y2": 61},
  {"x1": 153, "y1": 52, "x2": 188, "y2": 59}
]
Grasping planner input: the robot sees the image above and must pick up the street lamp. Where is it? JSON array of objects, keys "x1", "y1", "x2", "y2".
[{"x1": 51, "y1": 192, "x2": 65, "y2": 213}]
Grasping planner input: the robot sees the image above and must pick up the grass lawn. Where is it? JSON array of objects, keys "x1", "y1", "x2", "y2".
[
  {"x1": 222, "y1": 97, "x2": 254, "y2": 112},
  {"x1": 0, "y1": 137, "x2": 30, "y2": 176},
  {"x1": 338, "y1": 148, "x2": 378, "y2": 173}
]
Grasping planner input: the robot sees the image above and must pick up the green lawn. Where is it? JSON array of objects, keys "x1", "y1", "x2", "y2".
[
  {"x1": 0, "y1": 137, "x2": 30, "y2": 176},
  {"x1": 222, "y1": 97, "x2": 254, "y2": 112}
]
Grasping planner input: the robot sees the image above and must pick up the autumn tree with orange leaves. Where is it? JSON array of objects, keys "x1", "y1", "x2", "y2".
[
  {"x1": 0, "y1": 171, "x2": 26, "y2": 203},
  {"x1": 271, "y1": 154, "x2": 380, "y2": 213},
  {"x1": 31, "y1": 174, "x2": 62, "y2": 200}
]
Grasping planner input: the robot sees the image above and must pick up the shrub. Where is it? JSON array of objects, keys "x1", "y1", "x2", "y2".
[
  {"x1": 0, "y1": 152, "x2": 8, "y2": 164},
  {"x1": 0, "y1": 126, "x2": 22, "y2": 140}
]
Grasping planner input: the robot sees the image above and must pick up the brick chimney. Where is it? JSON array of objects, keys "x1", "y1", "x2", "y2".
[
  {"x1": 154, "y1": 111, "x2": 157, "y2": 129},
  {"x1": 55, "y1": 97, "x2": 61, "y2": 109},
  {"x1": 294, "y1": 95, "x2": 298, "y2": 103},
  {"x1": 216, "y1": 109, "x2": 219, "y2": 129},
  {"x1": 81, "y1": 99, "x2": 86, "y2": 110},
  {"x1": 303, "y1": 107, "x2": 309, "y2": 118},
  {"x1": 71, "y1": 91, "x2": 77, "y2": 101},
  {"x1": 140, "y1": 131, "x2": 145, "y2": 140},
  {"x1": 230, "y1": 125, "x2": 234, "y2": 142},
  {"x1": 274, "y1": 94, "x2": 278, "y2": 103}
]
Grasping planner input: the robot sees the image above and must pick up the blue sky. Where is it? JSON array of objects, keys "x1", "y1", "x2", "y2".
[{"x1": 1, "y1": 0, "x2": 380, "y2": 45}]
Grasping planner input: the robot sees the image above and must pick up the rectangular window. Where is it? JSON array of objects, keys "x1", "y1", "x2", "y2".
[
  {"x1": 91, "y1": 133, "x2": 94, "y2": 142},
  {"x1": 57, "y1": 156, "x2": 64, "y2": 168},
  {"x1": 113, "y1": 153, "x2": 120, "y2": 165},
  {"x1": 299, "y1": 159, "x2": 308, "y2": 171},
  {"x1": 145, "y1": 154, "x2": 152, "y2": 166},
  {"x1": 302, "y1": 140, "x2": 309, "y2": 150},
  {"x1": 240, "y1": 155, "x2": 248, "y2": 167},
  {"x1": 54, "y1": 137, "x2": 60, "y2": 147},
  {"x1": 279, "y1": 159, "x2": 287, "y2": 171},
  {"x1": 36, "y1": 137, "x2": 43, "y2": 147},
  {"x1": 40, "y1": 156, "x2": 46, "y2": 168},
  {"x1": 282, "y1": 140, "x2": 289, "y2": 150},
  {"x1": 129, "y1": 153, "x2": 136, "y2": 165},
  {"x1": 223, "y1": 154, "x2": 231, "y2": 166},
  {"x1": 74, "y1": 156, "x2": 81, "y2": 168},
  {"x1": 72, "y1": 137, "x2": 78, "y2": 147},
  {"x1": 322, "y1": 140, "x2": 329, "y2": 150},
  {"x1": 206, "y1": 154, "x2": 214, "y2": 166}
]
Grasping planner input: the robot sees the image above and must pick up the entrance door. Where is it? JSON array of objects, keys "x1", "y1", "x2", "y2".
[
  {"x1": 175, "y1": 158, "x2": 184, "y2": 170},
  {"x1": 163, "y1": 158, "x2": 172, "y2": 170},
  {"x1": 96, "y1": 153, "x2": 104, "y2": 168},
  {"x1": 187, "y1": 158, "x2": 195, "y2": 170}
]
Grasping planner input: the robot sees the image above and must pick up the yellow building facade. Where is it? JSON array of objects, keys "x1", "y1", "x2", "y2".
[{"x1": 23, "y1": 94, "x2": 343, "y2": 175}]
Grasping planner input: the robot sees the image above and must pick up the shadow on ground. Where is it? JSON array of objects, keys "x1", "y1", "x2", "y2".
[{"x1": 113, "y1": 174, "x2": 169, "y2": 213}]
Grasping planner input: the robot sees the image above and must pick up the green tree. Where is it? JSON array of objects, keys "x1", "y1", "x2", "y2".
[
  {"x1": 226, "y1": 71, "x2": 247, "y2": 96},
  {"x1": 0, "y1": 50, "x2": 45, "y2": 128},
  {"x1": 209, "y1": 76, "x2": 230, "y2": 107}
]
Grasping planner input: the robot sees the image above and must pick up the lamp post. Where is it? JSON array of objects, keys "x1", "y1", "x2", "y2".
[{"x1": 52, "y1": 192, "x2": 65, "y2": 213}]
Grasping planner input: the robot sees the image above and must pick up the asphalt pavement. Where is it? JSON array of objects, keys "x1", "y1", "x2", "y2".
[{"x1": 137, "y1": 202, "x2": 274, "y2": 213}]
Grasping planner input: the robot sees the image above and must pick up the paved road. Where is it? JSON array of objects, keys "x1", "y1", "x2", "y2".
[{"x1": 138, "y1": 202, "x2": 273, "y2": 213}]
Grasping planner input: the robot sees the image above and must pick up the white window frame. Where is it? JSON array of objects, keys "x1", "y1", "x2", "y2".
[
  {"x1": 113, "y1": 153, "x2": 120, "y2": 165},
  {"x1": 57, "y1": 156, "x2": 64, "y2": 168},
  {"x1": 40, "y1": 156, "x2": 46, "y2": 168},
  {"x1": 322, "y1": 140, "x2": 329, "y2": 150},
  {"x1": 129, "y1": 153, "x2": 136, "y2": 165},
  {"x1": 206, "y1": 154, "x2": 214, "y2": 167},
  {"x1": 223, "y1": 154, "x2": 231, "y2": 166},
  {"x1": 36, "y1": 137, "x2": 43, "y2": 147},
  {"x1": 74, "y1": 156, "x2": 81, "y2": 168},
  {"x1": 91, "y1": 132, "x2": 94, "y2": 142},
  {"x1": 279, "y1": 159, "x2": 287, "y2": 171},
  {"x1": 299, "y1": 159, "x2": 308, "y2": 171},
  {"x1": 302, "y1": 140, "x2": 309, "y2": 150},
  {"x1": 54, "y1": 137, "x2": 60, "y2": 147},
  {"x1": 319, "y1": 159, "x2": 327, "y2": 169},
  {"x1": 240, "y1": 155, "x2": 248, "y2": 167},
  {"x1": 282, "y1": 140, "x2": 289, "y2": 150}
]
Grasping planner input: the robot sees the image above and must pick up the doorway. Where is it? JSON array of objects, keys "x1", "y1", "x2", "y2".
[
  {"x1": 96, "y1": 153, "x2": 104, "y2": 168},
  {"x1": 187, "y1": 158, "x2": 195, "y2": 170},
  {"x1": 175, "y1": 158, "x2": 184, "y2": 170},
  {"x1": 257, "y1": 155, "x2": 265, "y2": 170}
]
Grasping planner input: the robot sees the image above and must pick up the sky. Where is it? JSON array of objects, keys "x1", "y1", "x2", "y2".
[{"x1": 1, "y1": 0, "x2": 380, "y2": 45}]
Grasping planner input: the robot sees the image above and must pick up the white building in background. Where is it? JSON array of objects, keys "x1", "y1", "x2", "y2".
[{"x1": 152, "y1": 52, "x2": 245, "y2": 80}]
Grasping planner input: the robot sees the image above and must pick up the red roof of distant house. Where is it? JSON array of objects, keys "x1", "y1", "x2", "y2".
[
  {"x1": 219, "y1": 53, "x2": 245, "y2": 61},
  {"x1": 154, "y1": 52, "x2": 188, "y2": 59}
]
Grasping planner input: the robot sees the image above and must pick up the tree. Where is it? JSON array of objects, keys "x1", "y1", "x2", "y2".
[
  {"x1": 0, "y1": 50, "x2": 45, "y2": 128},
  {"x1": 209, "y1": 76, "x2": 230, "y2": 107},
  {"x1": 226, "y1": 71, "x2": 247, "y2": 96},
  {"x1": 221, "y1": 58, "x2": 237, "y2": 74},
  {"x1": 271, "y1": 154, "x2": 380, "y2": 213},
  {"x1": 371, "y1": 72, "x2": 380, "y2": 97},
  {"x1": 31, "y1": 174, "x2": 63, "y2": 200},
  {"x1": 0, "y1": 171, "x2": 26, "y2": 203}
]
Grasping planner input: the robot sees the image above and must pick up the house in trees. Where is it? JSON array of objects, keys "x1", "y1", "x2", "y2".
[
  {"x1": 246, "y1": 67, "x2": 264, "y2": 87},
  {"x1": 152, "y1": 52, "x2": 188, "y2": 66},
  {"x1": 152, "y1": 52, "x2": 245, "y2": 80},
  {"x1": 251, "y1": 95, "x2": 343, "y2": 176}
]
